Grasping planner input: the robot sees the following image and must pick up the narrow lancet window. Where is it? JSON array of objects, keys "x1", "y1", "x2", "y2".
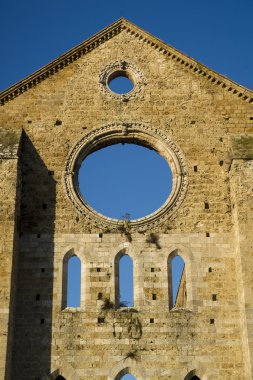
[
  {"x1": 184, "y1": 370, "x2": 201, "y2": 380},
  {"x1": 115, "y1": 251, "x2": 133, "y2": 308},
  {"x1": 121, "y1": 375, "x2": 137, "y2": 380},
  {"x1": 66, "y1": 256, "x2": 81, "y2": 307},
  {"x1": 168, "y1": 252, "x2": 186, "y2": 309},
  {"x1": 115, "y1": 369, "x2": 137, "y2": 380}
]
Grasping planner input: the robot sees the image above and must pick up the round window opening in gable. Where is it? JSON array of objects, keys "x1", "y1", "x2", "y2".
[
  {"x1": 65, "y1": 123, "x2": 188, "y2": 230},
  {"x1": 108, "y1": 71, "x2": 134, "y2": 94},
  {"x1": 99, "y1": 61, "x2": 145, "y2": 100}
]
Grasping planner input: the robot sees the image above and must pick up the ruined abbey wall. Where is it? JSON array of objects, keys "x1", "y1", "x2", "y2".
[{"x1": 1, "y1": 19, "x2": 253, "y2": 380}]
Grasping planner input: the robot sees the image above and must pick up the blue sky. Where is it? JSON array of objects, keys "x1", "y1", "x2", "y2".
[
  {"x1": 79, "y1": 144, "x2": 172, "y2": 220},
  {"x1": 1, "y1": 0, "x2": 253, "y2": 92}
]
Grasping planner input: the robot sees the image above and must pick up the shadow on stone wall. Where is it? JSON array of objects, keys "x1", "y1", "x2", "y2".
[{"x1": 10, "y1": 131, "x2": 56, "y2": 379}]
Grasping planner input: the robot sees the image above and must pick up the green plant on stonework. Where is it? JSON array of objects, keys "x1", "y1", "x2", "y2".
[
  {"x1": 146, "y1": 232, "x2": 161, "y2": 249},
  {"x1": 101, "y1": 297, "x2": 115, "y2": 311},
  {"x1": 118, "y1": 213, "x2": 132, "y2": 242},
  {"x1": 119, "y1": 300, "x2": 130, "y2": 308},
  {"x1": 123, "y1": 349, "x2": 139, "y2": 361}
]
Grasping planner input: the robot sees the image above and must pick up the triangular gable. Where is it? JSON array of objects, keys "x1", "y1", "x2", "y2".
[{"x1": 0, "y1": 18, "x2": 252, "y2": 106}]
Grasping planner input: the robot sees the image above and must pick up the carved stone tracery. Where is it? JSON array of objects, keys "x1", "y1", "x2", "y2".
[
  {"x1": 99, "y1": 60, "x2": 146, "y2": 101},
  {"x1": 64, "y1": 123, "x2": 188, "y2": 231}
]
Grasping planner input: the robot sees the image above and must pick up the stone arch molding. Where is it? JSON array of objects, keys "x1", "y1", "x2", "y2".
[
  {"x1": 64, "y1": 123, "x2": 188, "y2": 231},
  {"x1": 183, "y1": 365, "x2": 218, "y2": 380},
  {"x1": 99, "y1": 60, "x2": 146, "y2": 101},
  {"x1": 107, "y1": 358, "x2": 146, "y2": 380}
]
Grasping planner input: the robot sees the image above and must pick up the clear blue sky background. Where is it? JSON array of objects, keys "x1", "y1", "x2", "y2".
[
  {"x1": 2, "y1": 3, "x2": 252, "y2": 379},
  {"x1": 1, "y1": 0, "x2": 253, "y2": 91},
  {"x1": 79, "y1": 144, "x2": 172, "y2": 220}
]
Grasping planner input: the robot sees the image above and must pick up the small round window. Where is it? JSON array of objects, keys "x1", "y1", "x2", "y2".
[
  {"x1": 99, "y1": 61, "x2": 145, "y2": 101},
  {"x1": 108, "y1": 73, "x2": 134, "y2": 94}
]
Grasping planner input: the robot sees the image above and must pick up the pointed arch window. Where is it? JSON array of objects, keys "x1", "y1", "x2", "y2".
[
  {"x1": 115, "y1": 251, "x2": 134, "y2": 308},
  {"x1": 121, "y1": 375, "x2": 137, "y2": 380},
  {"x1": 168, "y1": 251, "x2": 186, "y2": 309},
  {"x1": 115, "y1": 368, "x2": 137, "y2": 380},
  {"x1": 184, "y1": 370, "x2": 201, "y2": 380},
  {"x1": 62, "y1": 252, "x2": 81, "y2": 308}
]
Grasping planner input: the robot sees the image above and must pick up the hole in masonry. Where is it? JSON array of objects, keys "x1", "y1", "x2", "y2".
[
  {"x1": 78, "y1": 143, "x2": 173, "y2": 220},
  {"x1": 204, "y1": 202, "x2": 209, "y2": 210},
  {"x1": 108, "y1": 72, "x2": 134, "y2": 94}
]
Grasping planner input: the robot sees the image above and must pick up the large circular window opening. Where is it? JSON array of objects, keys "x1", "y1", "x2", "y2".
[
  {"x1": 78, "y1": 143, "x2": 173, "y2": 220},
  {"x1": 65, "y1": 123, "x2": 188, "y2": 230}
]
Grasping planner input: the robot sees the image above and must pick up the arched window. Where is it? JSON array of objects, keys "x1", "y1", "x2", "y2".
[
  {"x1": 168, "y1": 251, "x2": 186, "y2": 309},
  {"x1": 115, "y1": 251, "x2": 134, "y2": 308},
  {"x1": 184, "y1": 371, "x2": 201, "y2": 380},
  {"x1": 67, "y1": 256, "x2": 81, "y2": 307},
  {"x1": 115, "y1": 368, "x2": 137, "y2": 380},
  {"x1": 55, "y1": 376, "x2": 66, "y2": 380},
  {"x1": 121, "y1": 375, "x2": 136, "y2": 380},
  {"x1": 62, "y1": 253, "x2": 81, "y2": 308}
]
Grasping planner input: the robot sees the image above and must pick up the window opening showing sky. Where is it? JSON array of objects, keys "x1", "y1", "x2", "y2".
[
  {"x1": 67, "y1": 256, "x2": 81, "y2": 307},
  {"x1": 78, "y1": 143, "x2": 173, "y2": 220},
  {"x1": 109, "y1": 76, "x2": 134, "y2": 94},
  {"x1": 119, "y1": 255, "x2": 134, "y2": 307},
  {"x1": 172, "y1": 256, "x2": 185, "y2": 305},
  {"x1": 121, "y1": 374, "x2": 136, "y2": 380}
]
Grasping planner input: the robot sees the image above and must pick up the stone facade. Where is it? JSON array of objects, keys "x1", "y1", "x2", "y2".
[{"x1": 0, "y1": 18, "x2": 253, "y2": 380}]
